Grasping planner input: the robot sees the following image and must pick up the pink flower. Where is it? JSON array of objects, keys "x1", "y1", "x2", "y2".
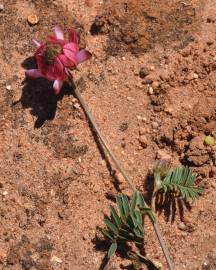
[{"x1": 26, "y1": 26, "x2": 91, "y2": 94}]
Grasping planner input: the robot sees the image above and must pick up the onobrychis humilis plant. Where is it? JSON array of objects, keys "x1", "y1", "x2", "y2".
[
  {"x1": 26, "y1": 25, "x2": 174, "y2": 270},
  {"x1": 26, "y1": 25, "x2": 202, "y2": 270}
]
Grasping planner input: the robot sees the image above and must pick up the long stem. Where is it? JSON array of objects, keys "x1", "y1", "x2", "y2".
[{"x1": 68, "y1": 73, "x2": 175, "y2": 270}]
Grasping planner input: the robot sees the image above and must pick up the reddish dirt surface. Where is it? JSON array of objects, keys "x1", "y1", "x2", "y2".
[{"x1": 0, "y1": 0, "x2": 216, "y2": 269}]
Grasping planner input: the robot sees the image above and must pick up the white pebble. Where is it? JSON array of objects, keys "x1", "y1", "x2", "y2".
[
  {"x1": 51, "y1": 256, "x2": 63, "y2": 263},
  {"x1": 152, "y1": 121, "x2": 159, "y2": 129},
  {"x1": 193, "y1": 73, "x2": 199, "y2": 79},
  {"x1": 148, "y1": 87, "x2": 154, "y2": 95},
  {"x1": 73, "y1": 103, "x2": 80, "y2": 109},
  {"x1": 6, "y1": 85, "x2": 11, "y2": 90}
]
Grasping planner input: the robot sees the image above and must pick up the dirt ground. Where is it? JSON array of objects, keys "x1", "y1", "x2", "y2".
[{"x1": 0, "y1": 0, "x2": 216, "y2": 269}]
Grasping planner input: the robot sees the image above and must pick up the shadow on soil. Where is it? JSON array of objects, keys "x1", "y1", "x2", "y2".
[
  {"x1": 16, "y1": 57, "x2": 72, "y2": 128},
  {"x1": 155, "y1": 192, "x2": 192, "y2": 223},
  {"x1": 93, "y1": 235, "x2": 159, "y2": 270},
  {"x1": 144, "y1": 172, "x2": 191, "y2": 223}
]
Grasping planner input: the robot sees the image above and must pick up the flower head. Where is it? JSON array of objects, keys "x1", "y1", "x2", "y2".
[{"x1": 26, "y1": 26, "x2": 91, "y2": 94}]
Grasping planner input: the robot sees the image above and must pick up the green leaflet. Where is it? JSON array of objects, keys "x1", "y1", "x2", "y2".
[
  {"x1": 108, "y1": 242, "x2": 117, "y2": 258},
  {"x1": 110, "y1": 205, "x2": 122, "y2": 228},
  {"x1": 131, "y1": 191, "x2": 138, "y2": 210},
  {"x1": 122, "y1": 194, "x2": 130, "y2": 217},
  {"x1": 116, "y1": 195, "x2": 126, "y2": 222},
  {"x1": 137, "y1": 191, "x2": 146, "y2": 208},
  {"x1": 104, "y1": 219, "x2": 119, "y2": 235},
  {"x1": 102, "y1": 229, "x2": 114, "y2": 241}
]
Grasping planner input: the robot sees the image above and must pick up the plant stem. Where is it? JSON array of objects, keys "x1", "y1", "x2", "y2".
[{"x1": 68, "y1": 73, "x2": 175, "y2": 270}]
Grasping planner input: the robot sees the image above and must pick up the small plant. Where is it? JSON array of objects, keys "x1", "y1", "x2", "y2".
[
  {"x1": 154, "y1": 161, "x2": 203, "y2": 201},
  {"x1": 102, "y1": 191, "x2": 155, "y2": 258},
  {"x1": 26, "y1": 26, "x2": 182, "y2": 270}
]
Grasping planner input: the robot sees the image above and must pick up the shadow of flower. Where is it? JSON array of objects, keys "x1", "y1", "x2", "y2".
[{"x1": 18, "y1": 57, "x2": 73, "y2": 128}]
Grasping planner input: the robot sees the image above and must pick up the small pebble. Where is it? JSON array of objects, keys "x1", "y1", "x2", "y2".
[
  {"x1": 148, "y1": 87, "x2": 154, "y2": 95},
  {"x1": 71, "y1": 97, "x2": 77, "y2": 103},
  {"x1": 2, "y1": 191, "x2": 8, "y2": 196},
  {"x1": 114, "y1": 171, "x2": 125, "y2": 184},
  {"x1": 178, "y1": 222, "x2": 187, "y2": 231},
  {"x1": 152, "y1": 121, "x2": 159, "y2": 129},
  {"x1": 139, "y1": 127, "x2": 146, "y2": 135},
  {"x1": 150, "y1": 66, "x2": 155, "y2": 71},
  {"x1": 136, "y1": 115, "x2": 142, "y2": 121},
  {"x1": 207, "y1": 40, "x2": 214, "y2": 46},
  {"x1": 156, "y1": 150, "x2": 171, "y2": 161},
  {"x1": 122, "y1": 56, "x2": 126, "y2": 61},
  {"x1": 211, "y1": 181, "x2": 216, "y2": 189},
  {"x1": 152, "y1": 81, "x2": 160, "y2": 89},
  {"x1": 27, "y1": 14, "x2": 39, "y2": 25},
  {"x1": 143, "y1": 75, "x2": 154, "y2": 84},
  {"x1": 139, "y1": 135, "x2": 148, "y2": 148},
  {"x1": 127, "y1": 96, "x2": 133, "y2": 101},
  {"x1": 119, "y1": 122, "x2": 128, "y2": 132},
  {"x1": 0, "y1": 4, "x2": 4, "y2": 11},
  {"x1": 136, "y1": 81, "x2": 143, "y2": 89},
  {"x1": 6, "y1": 85, "x2": 11, "y2": 90},
  {"x1": 73, "y1": 103, "x2": 80, "y2": 109},
  {"x1": 193, "y1": 73, "x2": 199, "y2": 79},
  {"x1": 139, "y1": 67, "x2": 150, "y2": 79},
  {"x1": 202, "y1": 260, "x2": 211, "y2": 270},
  {"x1": 51, "y1": 256, "x2": 63, "y2": 263},
  {"x1": 164, "y1": 107, "x2": 173, "y2": 115}
]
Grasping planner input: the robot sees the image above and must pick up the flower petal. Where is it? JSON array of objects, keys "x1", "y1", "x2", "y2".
[
  {"x1": 76, "y1": 49, "x2": 92, "y2": 64},
  {"x1": 32, "y1": 39, "x2": 41, "y2": 47},
  {"x1": 58, "y1": 54, "x2": 74, "y2": 67},
  {"x1": 63, "y1": 49, "x2": 77, "y2": 65},
  {"x1": 25, "y1": 69, "x2": 43, "y2": 78},
  {"x1": 46, "y1": 57, "x2": 67, "y2": 81},
  {"x1": 53, "y1": 26, "x2": 64, "y2": 40},
  {"x1": 53, "y1": 79, "x2": 64, "y2": 94},
  {"x1": 63, "y1": 42, "x2": 80, "y2": 65},
  {"x1": 68, "y1": 29, "x2": 79, "y2": 44},
  {"x1": 63, "y1": 42, "x2": 79, "y2": 52}
]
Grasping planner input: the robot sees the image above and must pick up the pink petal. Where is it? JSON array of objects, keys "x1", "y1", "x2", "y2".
[
  {"x1": 63, "y1": 43, "x2": 80, "y2": 65},
  {"x1": 53, "y1": 79, "x2": 64, "y2": 94},
  {"x1": 25, "y1": 69, "x2": 43, "y2": 78},
  {"x1": 76, "y1": 49, "x2": 92, "y2": 64},
  {"x1": 53, "y1": 26, "x2": 64, "y2": 40},
  {"x1": 68, "y1": 29, "x2": 79, "y2": 44},
  {"x1": 58, "y1": 54, "x2": 74, "y2": 67},
  {"x1": 46, "y1": 57, "x2": 67, "y2": 81},
  {"x1": 32, "y1": 39, "x2": 41, "y2": 47},
  {"x1": 63, "y1": 42, "x2": 79, "y2": 52}
]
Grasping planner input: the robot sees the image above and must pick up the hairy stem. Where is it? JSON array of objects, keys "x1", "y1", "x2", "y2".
[{"x1": 68, "y1": 73, "x2": 175, "y2": 270}]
